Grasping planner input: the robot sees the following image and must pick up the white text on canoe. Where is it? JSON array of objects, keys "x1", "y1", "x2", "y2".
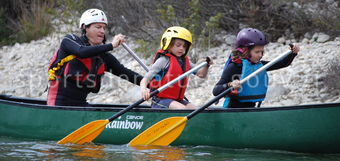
[{"x1": 105, "y1": 115, "x2": 144, "y2": 130}]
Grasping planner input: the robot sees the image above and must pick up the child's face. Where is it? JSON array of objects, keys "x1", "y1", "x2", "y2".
[
  {"x1": 168, "y1": 39, "x2": 188, "y2": 57},
  {"x1": 249, "y1": 45, "x2": 264, "y2": 63}
]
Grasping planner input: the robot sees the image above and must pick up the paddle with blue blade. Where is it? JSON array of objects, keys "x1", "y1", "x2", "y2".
[
  {"x1": 129, "y1": 49, "x2": 293, "y2": 146},
  {"x1": 57, "y1": 61, "x2": 208, "y2": 144}
]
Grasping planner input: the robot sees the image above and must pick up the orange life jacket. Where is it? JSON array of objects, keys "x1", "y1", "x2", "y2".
[
  {"x1": 149, "y1": 50, "x2": 190, "y2": 100},
  {"x1": 48, "y1": 49, "x2": 105, "y2": 93}
]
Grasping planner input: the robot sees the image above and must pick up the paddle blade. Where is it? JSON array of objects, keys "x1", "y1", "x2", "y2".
[
  {"x1": 129, "y1": 117, "x2": 188, "y2": 146},
  {"x1": 57, "y1": 119, "x2": 109, "y2": 145}
]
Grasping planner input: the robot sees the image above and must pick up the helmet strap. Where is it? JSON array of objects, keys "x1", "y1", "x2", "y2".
[
  {"x1": 236, "y1": 47, "x2": 247, "y2": 54},
  {"x1": 237, "y1": 47, "x2": 252, "y2": 61}
]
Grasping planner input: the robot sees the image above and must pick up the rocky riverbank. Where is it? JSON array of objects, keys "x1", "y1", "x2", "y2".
[{"x1": 0, "y1": 32, "x2": 339, "y2": 107}]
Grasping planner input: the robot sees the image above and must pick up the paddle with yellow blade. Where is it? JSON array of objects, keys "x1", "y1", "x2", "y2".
[
  {"x1": 57, "y1": 61, "x2": 209, "y2": 144},
  {"x1": 129, "y1": 49, "x2": 294, "y2": 146}
]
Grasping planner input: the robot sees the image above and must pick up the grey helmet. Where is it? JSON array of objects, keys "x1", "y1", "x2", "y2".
[{"x1": 236, "y1": 28, "x2": 268, "y2": 48}]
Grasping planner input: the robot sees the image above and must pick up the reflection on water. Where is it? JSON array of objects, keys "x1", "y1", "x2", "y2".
[
  {"x1": 68, "y1": 144, "x2": 106, "y2": 159},
  {"x1": 32, "y1": 143, "x2": 107, "y2": 159},
  {"x1": 1, "y1": 136, "x2": 340, "y2": 161},
  {"x1": 131, "y1": 145, "x2": 185, "y2": 161}
]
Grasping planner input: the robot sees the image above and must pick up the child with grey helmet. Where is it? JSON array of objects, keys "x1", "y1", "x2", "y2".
[{"x1": 212, "y1": 28, "x2": 300, "y2": 108}]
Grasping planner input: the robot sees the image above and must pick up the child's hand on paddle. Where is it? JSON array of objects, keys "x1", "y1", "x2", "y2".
[
  {"x1": 289, "y1": 44, "x2": 300, "y2": 54},
  {"x1": 141, "y1": 87, "x2": 150, "y2": 100},
  {"x1": 206, "y1": 56, "x2": 213, "y2": 66},
  {"x1": 228, "y1": 80, "x2": 241, "y2": 89}
]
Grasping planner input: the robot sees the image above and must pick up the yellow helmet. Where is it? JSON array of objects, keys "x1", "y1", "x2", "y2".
[{"x1": 160, "y1": 26, "x2": 192, "y2": 52}]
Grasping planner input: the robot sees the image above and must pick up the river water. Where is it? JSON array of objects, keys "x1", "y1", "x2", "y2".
[{"x1": 1, "y1": 136, "x2": 339, "y2": 161}]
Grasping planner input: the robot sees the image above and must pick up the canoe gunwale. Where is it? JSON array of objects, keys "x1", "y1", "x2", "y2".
[{"x1": 1, "y1": 94, "x2": 340, "y2": 113}]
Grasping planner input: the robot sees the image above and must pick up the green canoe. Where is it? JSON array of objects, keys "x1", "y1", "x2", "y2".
[{"x1": 0, "y1": 95, "x2": 339, "y2": 153}]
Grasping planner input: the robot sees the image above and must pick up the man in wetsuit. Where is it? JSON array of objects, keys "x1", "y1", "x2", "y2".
[{"x1": 47, "y1": 9, "x2": 143, "y2": 106}]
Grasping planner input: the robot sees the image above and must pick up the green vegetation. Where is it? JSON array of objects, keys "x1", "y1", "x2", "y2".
[
  {"x1": 154, "y1": 0, "x2": 223, "y2": 60},
  {"x1": 1, "y1": 0, "x2": 339, "y2": 53},
  {"x1": 135, "y1": 39, "x2": 159, "y2": 59},
  {"x1": 17, "y1": 1, "x2": 53, "y2": 43},
  {"x1": 156, "y1": 0, "x2": 223, "y2": 50},
  {"x1": 156, "y1": 5, "x2": 176, "y2": 25},
  {"x1": 0, "y1": 8, "x2": 13, "y2": 46},
  {"x1": 0, "y1": 0, "x2": 85, "y2": 46}
]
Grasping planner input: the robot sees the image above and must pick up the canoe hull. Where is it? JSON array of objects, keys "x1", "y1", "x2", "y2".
[{"x1": 0, "y1": 96, "x2": 339, "y2": 153}]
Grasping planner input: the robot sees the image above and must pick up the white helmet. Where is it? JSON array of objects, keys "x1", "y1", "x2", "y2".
[{"x1": 79, "y1": 9, "x2": 108, "y2": 29}]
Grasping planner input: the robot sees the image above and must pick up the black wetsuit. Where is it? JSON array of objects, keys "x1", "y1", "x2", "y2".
[
  {"x1": 47, "y1": 34, "x2": 143, "y2": 106},
  {"x1": 212, "y1": 53, "x2": 297, "y2": 108}
]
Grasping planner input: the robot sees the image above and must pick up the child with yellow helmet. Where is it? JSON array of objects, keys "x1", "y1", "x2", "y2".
[{"x1": 140, "y1": 26, "x2": 213, "y2": 109}]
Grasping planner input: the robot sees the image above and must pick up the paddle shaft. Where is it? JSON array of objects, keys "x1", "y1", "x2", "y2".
[
  {"x1": 122, "y1": 43, "x2": 149, "y2": 72},
  {"x1": 187, "y1": 50, "x2": 293, "y2": 119},
  {"x1": 108, "y1": 61, "x2": 208, "y2": 122}
]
